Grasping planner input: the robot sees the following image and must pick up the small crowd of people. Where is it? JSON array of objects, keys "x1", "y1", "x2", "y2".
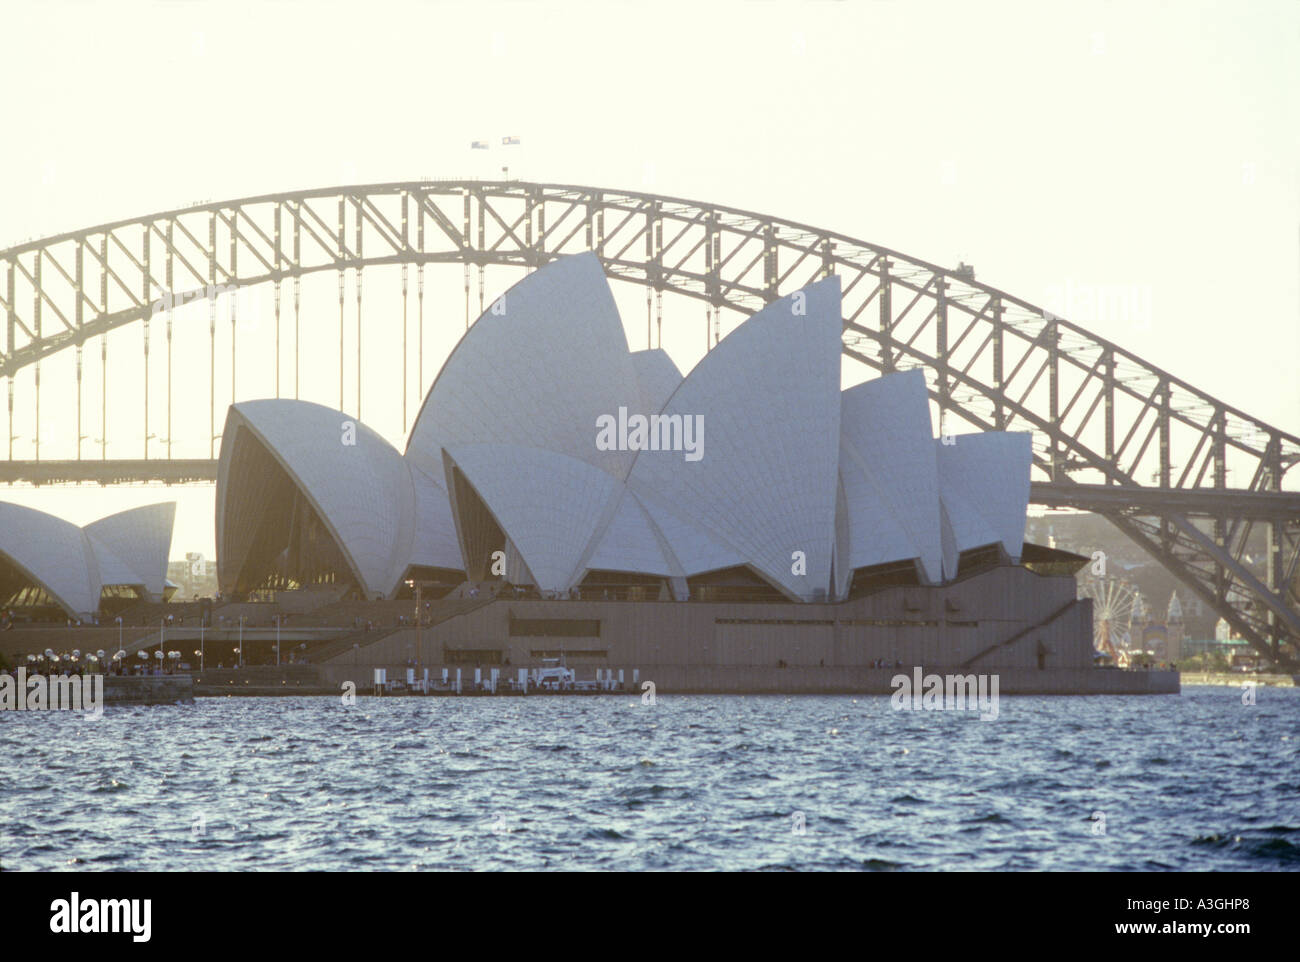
[
  {"x1": 0, "y1": 649, "x2": 178, "y2": 677},
  {"x1": 2, "y1": 608, "x2": 106, "y2": 630}
]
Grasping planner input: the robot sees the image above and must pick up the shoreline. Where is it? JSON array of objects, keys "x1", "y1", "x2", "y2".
[
  {"x1": 1180, "y1": 672, "x2": 1295, "y2": 688},
  {"x1": 190, "y1": 665, "x2": 1179, "y2": 697}
]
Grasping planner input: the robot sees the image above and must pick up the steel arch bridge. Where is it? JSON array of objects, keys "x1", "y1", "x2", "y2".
[{"x1": 2, "y1": 180, "x2": 1298, "y2": 666}]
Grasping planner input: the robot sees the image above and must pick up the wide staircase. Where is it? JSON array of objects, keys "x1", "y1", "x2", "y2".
[
  {"x1": 959, "y1": 599, "x2": 1082, "y2": 669},
  {"x1": 301, "y1": 597, "x2": 497, "y2": 663}
]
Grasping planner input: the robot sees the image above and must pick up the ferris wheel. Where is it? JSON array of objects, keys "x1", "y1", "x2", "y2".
[{"x1": 1078, "y1": 576, "x2": 1137, "y2": 663}]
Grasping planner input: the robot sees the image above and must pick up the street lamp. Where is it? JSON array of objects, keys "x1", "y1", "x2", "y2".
[{"x1": 116, "y1": 615, "x2": 123, "y2": 655}]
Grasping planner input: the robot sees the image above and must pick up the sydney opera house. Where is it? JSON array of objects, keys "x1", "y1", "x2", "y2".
[
  {"x1": 3, "y1": 252, "x2": 1161, "y2": 692},
  {"x1": 207, "y1": 252, "x2": 1141, "y2": 693},
  {"x1": 218, "y1": 252, "x2": 1040, "y2": 606}
]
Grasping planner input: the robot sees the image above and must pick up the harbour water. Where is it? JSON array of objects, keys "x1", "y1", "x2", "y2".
[{"x1": 1, "y1": 686, "x2": 1296, "y2": 871}]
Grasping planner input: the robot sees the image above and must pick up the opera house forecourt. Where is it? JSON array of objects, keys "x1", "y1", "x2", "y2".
[{"x1": 214, "y1": 252, "x2": 1175, "y2": 695}]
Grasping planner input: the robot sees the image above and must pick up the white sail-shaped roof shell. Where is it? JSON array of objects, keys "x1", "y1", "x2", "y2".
[
  {"x1": 838, "y1": 370, "x2": 944, "y2": 583},
  {"x1": 85, "y1": 539, "x2": 139, "y2": 590},
  {"x1": 935, "y1": 431, "x2": 1033, "y2": 566},
  {"x1": 0, "y1": 500, "x2": 176, "y2": 617},
  {"x1": 0, "y1": 502, "x2": 99, "y2": 616},
  {"x1": 584, "y1": 489, "x2": 678, "y2": 577},
  {"x1": 85, "y1": 502, "x2": 176, "y2": 597},
  {"x1": 408, "y1": 465, "x2": 465, "y2": 572},
  {"x1": 627, "y1": 279, "x2": 843, "y2": 601},
  {"x1": 407, "y1": 252, "x2": 642, "y2": 484},
  {"x1": 837, "y1": 441, "x2": 920, "y2": 571},
  {"x1": 630, "y1": 489, "x2": 745, "y2": 577},
  {"x1": 443, "y1": 443, "x2": 623, "y2": 593},
  {"x1": 221, "y1": 400, "x2": 418, "y2": 598},
  {"x1": 630, "y1": 348, "x2": 683, "y2": 416}
]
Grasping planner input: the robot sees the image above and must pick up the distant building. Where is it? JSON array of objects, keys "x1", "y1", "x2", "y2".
[
  {"x1": 1129, "y1": 590, "x2": 1186, "y2": 662},
  {"x1": 166, "y1": 551, "x2": 219, "y2": 601}
]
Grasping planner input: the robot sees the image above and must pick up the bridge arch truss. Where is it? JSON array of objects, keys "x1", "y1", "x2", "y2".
[{"x1": 2, "y1": 181, "x2": 1297, "y2": 665}]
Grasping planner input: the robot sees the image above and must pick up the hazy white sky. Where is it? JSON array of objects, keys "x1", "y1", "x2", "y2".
[{"x1": 1, "y1": 0, "x2": 1297, "y2": 557}]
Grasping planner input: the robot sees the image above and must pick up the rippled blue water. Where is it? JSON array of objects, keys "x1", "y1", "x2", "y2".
[{"x1": 1, "y1": 686, "x2": 1297, "y2": 871}]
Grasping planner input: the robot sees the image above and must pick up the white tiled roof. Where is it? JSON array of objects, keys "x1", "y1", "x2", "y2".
[
  {"x1": 935, "y1": 430, "x2": 1033, "y2": 567},
  {"x1": 0, "y1": 500, "x2": 176, "y2": 617},
  {"x1": 214, "y1": 254, "x2": 1035, "y2": 602}
]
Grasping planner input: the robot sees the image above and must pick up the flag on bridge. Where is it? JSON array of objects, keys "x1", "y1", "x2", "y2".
[
  {"x1": 502, "y1": 135, "x2": 521, "y2": 146},
  {"x1": 471, "y1": 140, "x2": 489, "y2": 150}
]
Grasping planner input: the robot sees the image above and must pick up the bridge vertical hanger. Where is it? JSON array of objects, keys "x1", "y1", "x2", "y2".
[
  {"x1": 401, "y1": 192, "x2": 409, "y2": 432},
  {"x1": 1102, "y1": 347, "x2": 1115, "y2": 476},
  {"x1": 6, "y1": 259, "x2": 14, "y2": 460},
  {"x1": 1047, "y1": 316, "x2": 1059, "y2": 481},
  {"x1": 991, "y1": 296, "x2": 1004, "y2": 430},
  {"x1": 33, "y1": 250, "x2": 41, "y2": 461},
  {"x1": 75, "y1": 242, "x2": 83, "y2": 460},
  {"x1": 1264, "y1": 438, "x2": 1285, "y2": 659},
  {"x1": 535, "y1": 191, "x2": 546, "y2": 274},
  {"x1": 645, "y1": 202, "x2": 654, "y2": 348},
  {"x1": 207, "y1": 211, "x2": 216, "y2": 459},
  {"x1": 75, "y1": 341, "x2": 82, "y2": 459},
  {"x1": 417, "y1": 193, "x2": 425, "y2": 393},
  {"x1": 935, "y1": 275, "x2": 948, "y2": 429},
  {"x1": 337, "y1": 196, "x2": 345, "y2": 413},
  {"x1": 763, "y1": 223, "x2": 777, "y2": 301},
  {"x1": 165, "y1": 221, "x2": 174, "y2": 459},
  {"x1": 293, "y1": 201, "x2": 301, "y2": 400},
  {"x1": 525, "y1": 186, "x2": 536, "y2": 273},
  {"x1": 354, "y1": 195, "x2": 363, "y2": 422},
  {"x1": 711, "y1": 223, "x2": 722, "y2": 348},
  {"x1": 1158, "y1": 377, "x2": 1171, "y2": 489},
  {"x1": 229, "y1": 210, "x2": 238, "y2": 413},
  {"x1": 100, "y1": 234, "x2": 108, "y2": 460},
  {"x1": 653, "y1": 203, "x2": 663, "y2": 349},
  {"x1": 1212, "y1": 410, "x2": 1227, "y2": 593},
  {"x1": 878, "y1": 255, "x2": 893, "y2": 373},
  {"x1": 477, "y1": 189, "x2": 485, "y2": 316},
  {"x1": 463, "y1": 189, "x2": 471, "y2": 330},
  {"x1": 704, "y1": 211, "x2": 716, "y2": 352},
  {"x1": 273, "y1": 206, "x2": 281, "y2": 399},
  {"x1": 141, "y1": 225, "x2": 150, "y2": 459}
]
